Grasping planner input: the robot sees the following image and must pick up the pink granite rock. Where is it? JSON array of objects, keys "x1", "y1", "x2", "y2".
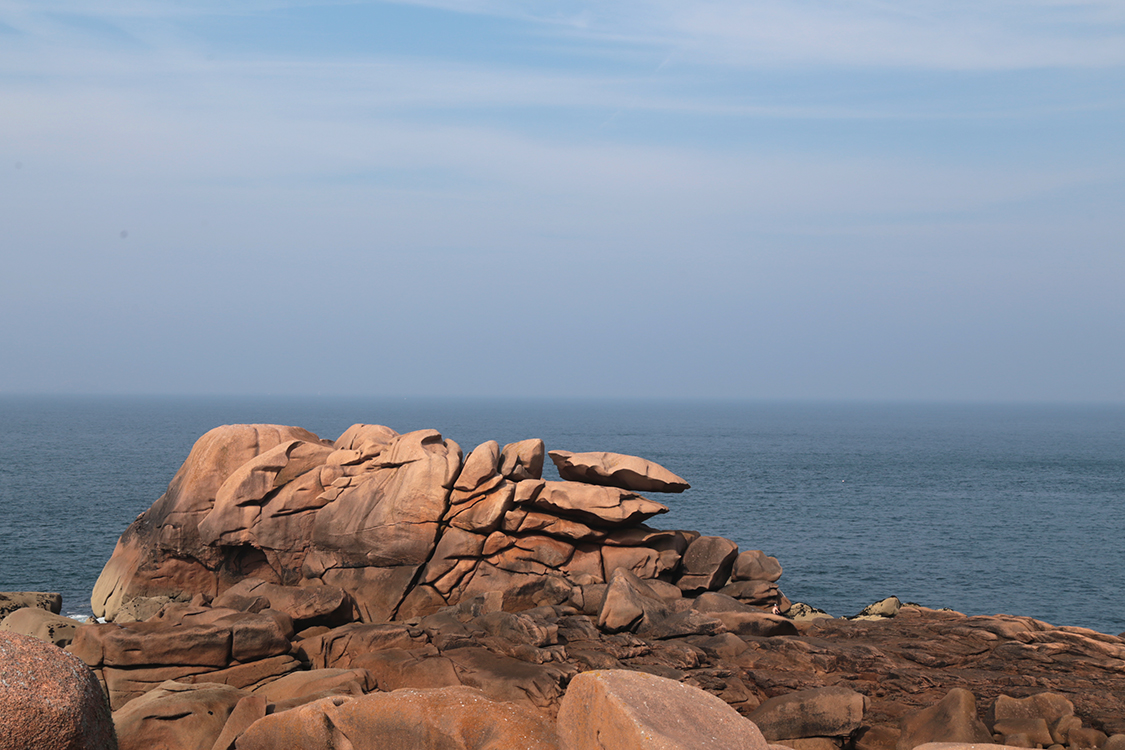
[
  {"x1": 236, "y1": 686, "x2": 559, "y2": 750},
  {"x1": 558, "y1": 669, "x2": 767, "y2": 750},
  {"x1": 548, "y1": 450, "x2": 690, "y2": 493},
  {"x1": 0, "y1": 631, "x2": 117, "y2": 750}
]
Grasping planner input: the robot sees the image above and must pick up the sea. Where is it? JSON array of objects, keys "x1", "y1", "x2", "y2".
[{"x1": 1, "y1": 396, "x2": 1122, "y2": 634}]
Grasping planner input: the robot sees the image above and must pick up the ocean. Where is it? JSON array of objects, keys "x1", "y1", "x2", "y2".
[{"x1": 1, "y1": 396, "x2": 1122, "y2": 634}]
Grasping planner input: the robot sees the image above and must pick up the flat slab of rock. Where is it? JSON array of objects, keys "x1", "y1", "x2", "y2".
[
  {"x1": 524, "y1": 481, "x2": 669, "y2": 528},
  {"x1": 558, "y1": 669, "x2": 768, "y2": 750},
  {"x1": 748, "y1": 686, "x2": 867, "y2": 740},
  {"x1": 236, "y1": 686, "x2": 558, "y2": 750},
  {"x1": 548, "y1": 450, "x2": 690, "y2": 493}
]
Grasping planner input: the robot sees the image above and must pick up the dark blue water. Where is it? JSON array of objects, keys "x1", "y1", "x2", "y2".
[{"x1": 1, "y1": 396, "x2": 1122, "y2": 633}]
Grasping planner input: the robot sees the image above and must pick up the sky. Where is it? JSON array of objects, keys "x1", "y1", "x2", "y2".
[{"x1": 1, "y1": 0, "x2": 1123, "y2": 401}]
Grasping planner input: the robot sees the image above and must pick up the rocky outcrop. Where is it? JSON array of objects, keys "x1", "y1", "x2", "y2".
[
  {"x1": 63, "y1": 421, "x2": 1125, "y2": 750},
  {"x1": 0, "y1": 631, "x2": 117, "y2": 750},
  {"x1": 91, "y1": 424, "x2": 749, "y2": 627}
]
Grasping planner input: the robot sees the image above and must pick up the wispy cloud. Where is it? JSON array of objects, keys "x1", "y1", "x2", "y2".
[
  {"x1": 6, "y1": 0, "x2": 1125, "y2": 70},
  {"x1": 349, "y1": 0, "x2": 1125, "y2": 69}
]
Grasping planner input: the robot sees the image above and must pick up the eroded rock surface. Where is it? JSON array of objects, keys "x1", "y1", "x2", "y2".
[
  {"x1": 235, "y1": 686, "x2": 559, "y2": 750},
  {"x1": 91, "y1": 424, "x2": 735, "y2": 627},
  {"x1": 68, "y1": 422, "x2": 1125, "y2": 750}
]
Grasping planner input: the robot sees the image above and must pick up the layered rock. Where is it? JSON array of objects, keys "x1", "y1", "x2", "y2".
[
  {"x1": 92, "y1": 424, "x2": 744, "y2": 627},
  {"x1": 69, "y1": 602, "x2": 303, "y2": 710}
]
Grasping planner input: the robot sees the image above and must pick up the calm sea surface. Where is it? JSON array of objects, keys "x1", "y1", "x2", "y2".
[{"x1": 1, "y1": 396, "x2": 1122, "y2": 633}]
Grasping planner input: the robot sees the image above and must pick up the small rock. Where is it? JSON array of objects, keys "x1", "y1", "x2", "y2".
[
  {"x1": 853, "y1": 596, "x2": 901, "y2": 619},
  {"x1": 787, "y1": 602, "x2": 834, "y2": 621}
]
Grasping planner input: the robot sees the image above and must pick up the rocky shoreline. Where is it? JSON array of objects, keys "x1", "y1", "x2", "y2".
[{"x1": 2, "y1": 421, "x2": 1124, "y2": 749}]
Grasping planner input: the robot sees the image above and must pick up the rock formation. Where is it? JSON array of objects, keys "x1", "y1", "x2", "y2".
[
  {"x1": 90, "y1": 424, "x2": 781, "y2": 626},
  {"x1": 13, "y1": 421, "x2": 1125, "y2": 750}
]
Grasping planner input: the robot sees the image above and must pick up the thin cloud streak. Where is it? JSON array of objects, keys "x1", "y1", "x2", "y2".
[
  {"x1": 6, "y1": 0, "x2": 1125, "y2": 70},
  {"x1": 367, "y1": 0, "x2": 1125, "y2": 69}
]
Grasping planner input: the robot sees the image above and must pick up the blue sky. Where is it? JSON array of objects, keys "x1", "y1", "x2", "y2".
[{"x1": 2, "y1": 0, "x2": 1123, "y2": 401}]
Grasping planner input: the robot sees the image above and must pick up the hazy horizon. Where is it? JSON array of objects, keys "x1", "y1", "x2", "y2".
[{"x1": 3, "y1": 1, "x2": 1123, "y2": 404}]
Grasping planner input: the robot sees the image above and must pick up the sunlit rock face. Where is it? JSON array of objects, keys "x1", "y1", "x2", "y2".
[{"x1": 92, "y1": 422, "x2": 759, "y2": 625}]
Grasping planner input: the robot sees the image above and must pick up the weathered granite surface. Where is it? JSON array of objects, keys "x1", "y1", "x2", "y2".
[{"x1": 14, "y1": 422, "x2": 1125, "y2": 750}]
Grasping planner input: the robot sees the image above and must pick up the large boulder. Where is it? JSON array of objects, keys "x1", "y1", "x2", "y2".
[
  {"x1": 0, "y1": 606, "x2": 78, "y2": 647},
  {"x1": 112, "y1": 681, "x2": 248, "y2": 750},
  {"x1": 677, "y1": 536, "x2": 739, "y2": 594},
  {"x1": 731, "y1": 550, "x2": 783, "y2": 583},
  {"x1": 0, "y1": 631, "x2": 117, "y2": 750},
  {"x1": 548, "y1": 450, "x2": 690, "y2": 493},
  {"x1": 0, "y1": 591, "x2": 62, "y2": 620},
  {"x1": 898, "y1": 689, "x2": 992, "y2": 750},
  {"x1": 521, "y1": 481, "x2": 669, "y2": 528},
  {"x1": 747, "y1": 686, "x2": 867, "y2": 741},
  {"x1": 235, "y1": 686, "x2": 559, "y2": 750},
  {"x1": 499, "y1": 439, "x2": 545, "y2": 481},
  {"x1": 557, "y1": 669, "x2": 768, "y2": 750}
]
